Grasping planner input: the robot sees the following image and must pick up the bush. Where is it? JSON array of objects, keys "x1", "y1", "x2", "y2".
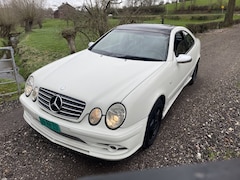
[
  {"x1": 187, "y1": 19, "x2": 240, "y2": 34},
  {"x1": 120, "y1": 5, "x2": 165, "y2": 15},
  {"x1": 165, "y1": 15, "x2": 181, "y2": 20},
  {"x1": 187, "y1": 22, "x2": 223, "y2": 33},
  {"x1": 190, "y1": 15, "x2": 223, "y2": 21}
]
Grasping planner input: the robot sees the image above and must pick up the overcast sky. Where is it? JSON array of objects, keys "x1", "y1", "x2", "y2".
[
  {"x1": 46, "y1": 0, "x2": 84, "y2": 9},
  {"x1": 46, "y1": 0, "x2": 129, "y2": 9}
]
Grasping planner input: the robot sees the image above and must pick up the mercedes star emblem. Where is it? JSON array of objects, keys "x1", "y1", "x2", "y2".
[{"x1": 49, "y1": 95, "x2": 63, "y2": 113}]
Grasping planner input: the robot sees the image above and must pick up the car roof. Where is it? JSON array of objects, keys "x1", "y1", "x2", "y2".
[{"x1": 115, "y1": 23, "x2": 175, "y2": 35}]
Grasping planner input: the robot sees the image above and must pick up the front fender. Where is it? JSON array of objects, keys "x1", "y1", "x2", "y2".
[{"x1": 121, "y1": 64, "x2": 171, "y2": 128}]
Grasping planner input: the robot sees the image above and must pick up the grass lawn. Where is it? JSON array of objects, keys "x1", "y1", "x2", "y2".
[
  {"x1": 15, "y1": 11, "x2": 240, "y2": 79},
  {"x1": 0, "y1": 78, "x2": 24, "y2": 103},
  {"x1": 1, "y1": 0, "x2": 240, "y2": 103},
  {"x1": 20, "y1": 19, "x2": 86, "y2": 55},
  {"x1": 17, "y1": 19, "x2": 95, "y2": 79},
  {"x1": 144, "y1": 13, "x2": 240, "y2": 26},
  {"x1": 166, "y1": 0, "x2": 240, "y2": 12}
]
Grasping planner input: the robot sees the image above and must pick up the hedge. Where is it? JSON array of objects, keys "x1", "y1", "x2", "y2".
[{"x1": 186, "y1": 19, "x2": 240, "y2": 34}]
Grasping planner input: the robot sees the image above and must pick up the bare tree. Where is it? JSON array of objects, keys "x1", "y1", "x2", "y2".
[
  {"x1": 83, "y1": 0, "x2": 122, "y2": 37},
  {"x1": 125, "y1": 0, "x2": 139, "y2": 7},
  {"x1": 10, "y1": 0, "x2": 45, "y2": 33},
  {"x1": 223, "y1": 0, "x2": 236, "y2": 26},
  {"x1": 120, "y1": 5, "x2": 143, "y2": 24},
  {"x1": 0, "y1": 1, "x2": 17, "y2": 38},
  {"x1": 142, "y1": 0, "x2": 157, "y2": 6},
  {"x1": 62, "y1": 28, "x2": 77, "y2": 54},
  {"x1": 57, "y1": 3, "x2": 79, "y2": 26},
  {"x1": 125, "y1": 0, "x2": 156, "y2": 7}
]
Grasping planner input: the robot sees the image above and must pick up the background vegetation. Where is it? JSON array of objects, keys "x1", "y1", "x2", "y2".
[{"x1": 0, "y1": 0, "x2": 240, "y2": 102}]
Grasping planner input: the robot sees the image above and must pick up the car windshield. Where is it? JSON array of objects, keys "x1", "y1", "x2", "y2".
[{"x1": 90, "y1": 29, "x2": 169, "y2": 61}]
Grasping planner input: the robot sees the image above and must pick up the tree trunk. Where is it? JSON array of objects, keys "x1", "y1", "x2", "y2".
[
  {"x1": 62, "y1": 29, "x2": 77, "y2": 54},
  {"x1": 223, "y1": 0, "x2": 236, "y2": 27},
  {"x1": 0, "y1": 25, "x2": 11, "y2": 38},
  {"x1": 66, "y1": 38, "x2": 76, "y2": 54},
  {"x1": 25, "y1": 19, "x2": 33, "y2": 32}
]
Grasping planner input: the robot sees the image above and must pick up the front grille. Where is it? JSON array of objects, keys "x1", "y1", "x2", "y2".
[{"x1": 38, "y1": 87, "x2": 86, "y2": 121}]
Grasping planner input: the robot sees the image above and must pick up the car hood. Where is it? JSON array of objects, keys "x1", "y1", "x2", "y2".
[{"x1": 34, "y1": 50, "x2": 165, "y2": 108}]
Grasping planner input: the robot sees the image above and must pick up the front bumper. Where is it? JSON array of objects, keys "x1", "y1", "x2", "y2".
[{"x1": 20, "y1": 94, "x2": 147, "y2": 160}]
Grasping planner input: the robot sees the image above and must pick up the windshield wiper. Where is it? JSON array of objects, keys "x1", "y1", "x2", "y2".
[{"x1": 116, "y1": 55, "x2": 164, "y2": 61}]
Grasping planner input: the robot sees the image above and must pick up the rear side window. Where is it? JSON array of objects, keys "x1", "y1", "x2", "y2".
[{"x1": 174, "y1": 31, "x2": 195, "y2": 57}]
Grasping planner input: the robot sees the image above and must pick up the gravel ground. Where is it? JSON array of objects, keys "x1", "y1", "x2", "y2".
[{"x1": 0, "y1": 25, "x2": 240, "y2": 180}]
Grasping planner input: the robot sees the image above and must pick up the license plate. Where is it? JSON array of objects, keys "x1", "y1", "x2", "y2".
[{"x1": 39, "y1": 117, "x2": 61, "y2": 133}]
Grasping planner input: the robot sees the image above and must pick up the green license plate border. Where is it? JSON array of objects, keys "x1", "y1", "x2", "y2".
[{"x1": 39, "y1": 117, "x2": 61, "y2": 133}]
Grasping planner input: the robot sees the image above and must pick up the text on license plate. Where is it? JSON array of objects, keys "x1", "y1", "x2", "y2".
[{"x1": 39, "y1": 117, "x2": 61, "y2": 133}]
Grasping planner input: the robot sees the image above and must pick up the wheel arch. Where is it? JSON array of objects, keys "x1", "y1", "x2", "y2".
[
  {"x1": 142, "y1": 94, "x2": 165, "y2": 149},
  {"x1": 149, "y1": 95, "x2": 165, "y2": 118}
]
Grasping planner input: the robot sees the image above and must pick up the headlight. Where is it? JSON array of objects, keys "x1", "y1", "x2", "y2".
[
  {"x1": 106, "y1": 103, "x2": 126, "y2": 130},
  {"x1": 24, "y1": 76, "x2": 34, "y2": 97},
  {"x1": 89, "y1": 108, "x2": 102, "y2": 125}
]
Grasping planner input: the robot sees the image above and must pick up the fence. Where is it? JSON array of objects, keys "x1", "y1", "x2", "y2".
[{"x1": 0, "y1": 46, "x2": 21, "y2": 97}]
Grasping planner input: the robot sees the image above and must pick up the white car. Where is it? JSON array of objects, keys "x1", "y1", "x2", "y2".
[{"x1": 20, "y1": 24, "x2": 200, "y2": 160}]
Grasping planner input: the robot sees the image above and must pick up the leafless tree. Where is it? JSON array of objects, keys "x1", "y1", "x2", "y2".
[
  {"x1": 125, "y1": 0, "x2": 155, "y2": 7},
  {"x1": 83, "y1": 0, "x2": 122, "y2": 37},
  {"x1": 120, "y1": 6, "x2": 143, "y2": 24},
  {"x1": 10, "y1": 0, "x2": 45, "y2": 33},
  {"x1": 0, "y1": 1, "x2": 17, "y2": 38},
  {"x1": 62, "y1": 28, "x2": 77, "y2": 54},
  {"x1": 126, "y1": 0, "x2": 154, "y2": 7},
  {"x1": 142, "y1": 0, "x2": 157, "y2": 6},
  {"x1": 125, "y1": 0, "x2": 137, "y2": 7},
  {"x1": 57, "y1": 3, "x2": 79, "y2": 26}
]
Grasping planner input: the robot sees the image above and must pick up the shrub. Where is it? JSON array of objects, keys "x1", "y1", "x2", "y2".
[
  {"x1": 190, "y1": 15, "x2": 223, "y2": 21},
  {"x1": 187, "y1": 22, "x2": 223, "y2": 33}
]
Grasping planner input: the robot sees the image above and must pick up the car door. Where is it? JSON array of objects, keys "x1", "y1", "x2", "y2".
[{"x1": 168, "y1": 30, "x2": 196, "y2": 102}]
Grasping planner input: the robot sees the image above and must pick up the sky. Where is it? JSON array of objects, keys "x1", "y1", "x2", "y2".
[
  {"x1": 46, "y1": 0, "x2": 168, "y2": 10},
  {"x1": 46, "y1": 0, "x2": 84, "y2": 9},
  {"x1": 46, "y1": 0, "x2": 128, "y2": 10}
]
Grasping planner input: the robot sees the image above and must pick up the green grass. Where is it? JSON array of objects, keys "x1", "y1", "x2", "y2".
[
  {"x1": 145, "y1": 13, "x2": 240, "y2": 26},
  {"x1": 16, "y1": 11, "x2": 240, "y2": 79},
  {"x1": 193, "y1": 0, "x2": 240, "y2": 6},
  {"x1": 17, "y1": 19, "x2": 94, "y2": 79},
  {"x1": 1, "y1": 0, "x2": 240, "y2": 104},
  {"x1": 0, "y1": 78, "x2": 24, "y2": 103},
  {"x1": 166, "y1": 0, "x2": 240, "y2": 13},
  {"x1": 21, "y1": 19, "x2": 77, "y2": 54},
  {"x1": 0, "y1": 38, "x2": 4, "y2": 46}
]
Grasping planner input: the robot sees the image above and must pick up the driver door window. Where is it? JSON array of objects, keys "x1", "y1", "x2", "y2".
[{"x1": 174, "y1": 31, "x2": 194, "y2": 57}]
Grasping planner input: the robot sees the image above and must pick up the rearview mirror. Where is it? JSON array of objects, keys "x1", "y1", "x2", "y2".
[{"x1": 176, "y1": 54, "x2": 192, "y2": 63}]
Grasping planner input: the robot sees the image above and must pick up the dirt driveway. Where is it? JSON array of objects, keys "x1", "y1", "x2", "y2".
[{"x1": 0, "y1": 24, "x2": 240, "y2": 180}]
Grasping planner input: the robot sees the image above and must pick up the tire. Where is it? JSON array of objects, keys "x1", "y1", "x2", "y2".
[
  {"x1": 189, "y1": 61, "x2": 199, "y2": 85},
  {"x1": 142, "y1": 99, "x2": 164, "y2": 149}
]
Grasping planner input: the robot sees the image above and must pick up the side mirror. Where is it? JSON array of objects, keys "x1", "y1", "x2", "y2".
[
  {"x1": 88, "y1": 42, "x2": 95, "y2": 48},
  {"x1": 176, "y1": 54, "x2": 192, "y2": 63}
]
